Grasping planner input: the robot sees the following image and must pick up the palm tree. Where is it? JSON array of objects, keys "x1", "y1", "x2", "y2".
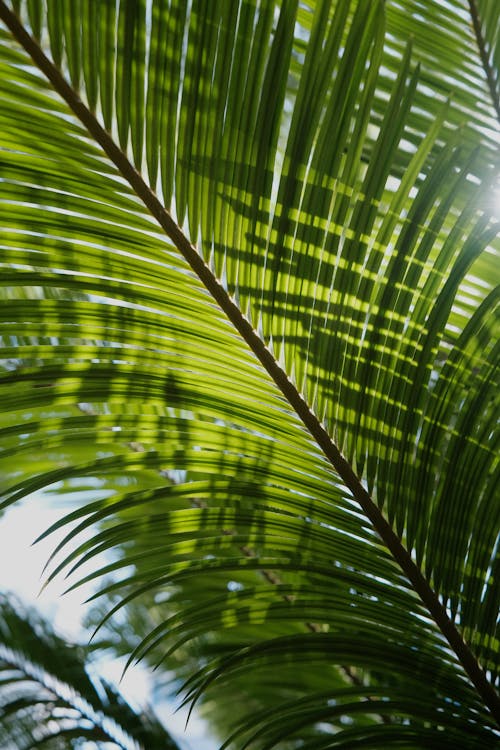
[
  {"x1": 0, "y1": 0, "x2": 499, "y2": 747},
  {"x1": 0, "y1": 593, "x2": 181, "y2": 749}
]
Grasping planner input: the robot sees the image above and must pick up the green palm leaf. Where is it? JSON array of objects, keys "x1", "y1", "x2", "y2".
[
  {"x1": 0, "y1": 1, "x2": 499, "y2": 746},
  {"x1": 0, "y1": 593, "x2": 180, "y2": 749}
]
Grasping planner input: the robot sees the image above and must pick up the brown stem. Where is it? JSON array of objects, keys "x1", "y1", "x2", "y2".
[
  {"x1": 468, "y1": 0, "x2": 500, "y2": 123},
  {"x1": 1, "y1": 0, "x2": 499, "y2": 726}
]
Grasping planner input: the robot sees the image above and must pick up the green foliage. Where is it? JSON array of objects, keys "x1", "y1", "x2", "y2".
[
  {"x1": 0, "y1": 1, "x2": 499, "y2": 747},
  {"x1": 0, "y1": 594, "x2": 180, "y2": 749}
]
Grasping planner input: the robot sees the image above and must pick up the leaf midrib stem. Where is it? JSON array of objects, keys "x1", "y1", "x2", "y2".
[
  {"x1": 1, "y1": 0, "x2": 499, "y2": 726},
  {"x1": 468, "y1": 0, "x2": 500, "y2": 124}
]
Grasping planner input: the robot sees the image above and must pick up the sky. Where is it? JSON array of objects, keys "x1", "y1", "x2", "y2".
[{"x1": 0, "y1": 494, "x2": 216, "y2": 750}]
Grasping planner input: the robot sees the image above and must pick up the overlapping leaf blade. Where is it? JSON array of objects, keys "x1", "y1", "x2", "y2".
[{"x1": 0, "y1": 1, "x2": 499, "y2": 747}]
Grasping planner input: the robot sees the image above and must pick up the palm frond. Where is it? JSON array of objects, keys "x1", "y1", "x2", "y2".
[
  {"x1": 0, "y1": 1, "x2": 499, "y2": 747},
  {"x1": 0, "y1": 594, "x2": 180, "y2": 749}
]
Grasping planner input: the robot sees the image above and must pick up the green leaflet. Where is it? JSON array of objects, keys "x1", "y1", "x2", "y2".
[{"x1": 0, "y1": 1, "x2": 499, "y2": 747}]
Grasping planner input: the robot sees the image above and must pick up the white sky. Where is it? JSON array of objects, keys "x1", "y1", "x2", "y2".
[{"x1": 0, "y1": 494, "x2": 216, "y2": 750}]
